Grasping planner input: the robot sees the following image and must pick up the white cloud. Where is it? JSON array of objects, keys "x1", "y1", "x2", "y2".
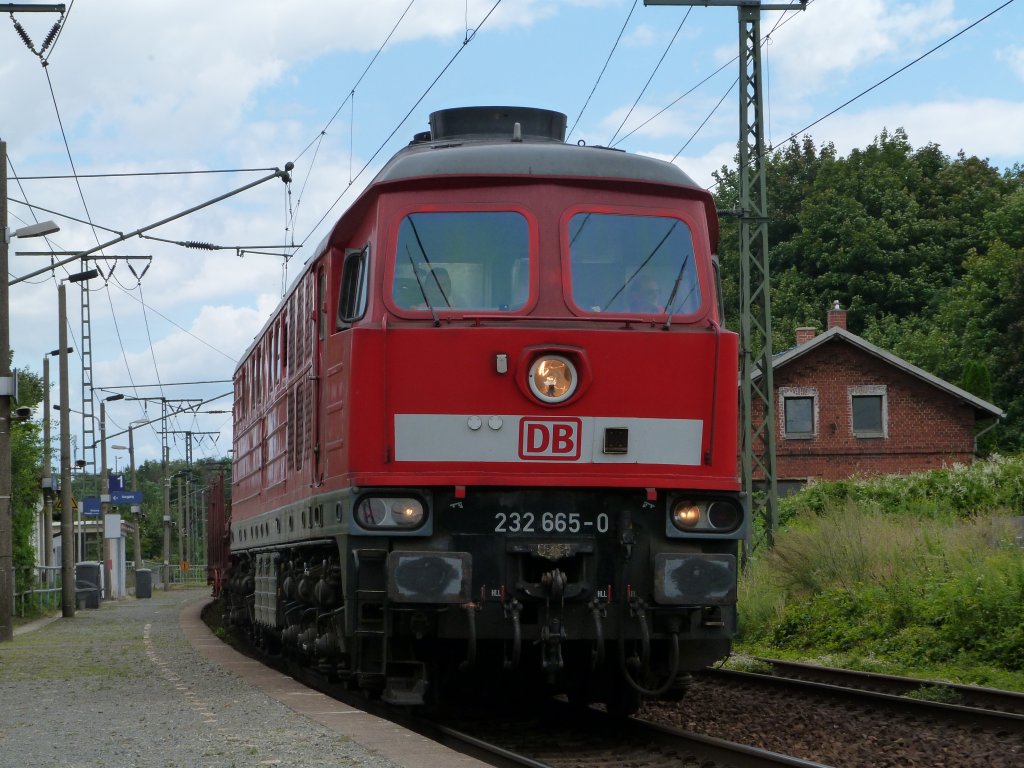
[
  {"x1": 765, "y1": 0, "x2": 960, "y2": 97},
  {"x1": 786, "y1": 98, "x2": 1024, "y2": 166},
  {"x1": 638, "y1": 141, "x2": 736, "y2": 193},
  {"x1": 624, "y1": 25, "x2": 657, "y2": 48},
  {"x1": 997, "y1": 45, "x2": 1024, "y2": 81}
]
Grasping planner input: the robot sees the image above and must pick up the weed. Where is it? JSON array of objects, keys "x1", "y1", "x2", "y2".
[
  {"x1": 738, "y1": 455, "x2": 1024, "y2": 690},
  {"x1": 903, "y1": 685, "x2": 962, "y2": 704}
]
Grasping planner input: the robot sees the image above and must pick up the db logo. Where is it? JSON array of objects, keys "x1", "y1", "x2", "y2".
[{"x1": 518, "y1": 418, "x2": 582, "y2": 461}]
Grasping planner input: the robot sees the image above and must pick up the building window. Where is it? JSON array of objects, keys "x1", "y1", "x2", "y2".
[
  {"x1": 850, "y1": 386, "x2": 888, "y2": 438},
  {"x1": 780, "y1": 387, "x2": 817, "y2": 439}
]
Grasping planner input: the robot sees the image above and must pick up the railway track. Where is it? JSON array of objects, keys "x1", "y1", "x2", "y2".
[
  {"x1": 745, "y1": 657, "x2": 1024, "y2": 715},
  {"x1": 219, "y1": 625, "x2": 834, "y2": 767},
  {"x1": 703, "y1": 659, "x2": 1024, "y2": 730},
  {"x1": 211, "y1": 606, "x2": 1022, "y2": 767},
  {"x1": 638, "y1": 660, "x2": 1024, "y2": 767},
  {"x1": 420, "y1": 699, "x2": 832, "y2": 768}
]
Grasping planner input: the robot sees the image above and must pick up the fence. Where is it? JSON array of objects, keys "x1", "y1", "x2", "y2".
[
  {"x1": 9, "y1": 562, "x2": 211, "y2": 616},
  {"x1": 12, "y1": 565, "x2": 63, "y2": 617},
  {"x1": 132, "y1": 562, "x2": 209, "y2": 590}
]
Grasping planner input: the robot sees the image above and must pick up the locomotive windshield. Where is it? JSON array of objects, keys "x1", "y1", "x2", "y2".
[
  {"x1": 567, "y1": 213, "x2": 701, "y2": 316},
  {"x1": 392, "y1": 211, "x2": 530, "y2": 312}
]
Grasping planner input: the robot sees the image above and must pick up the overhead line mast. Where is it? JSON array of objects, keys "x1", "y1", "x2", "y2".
[{"x1": 646, "y1": 1, "x2": 806, "y2": 550}]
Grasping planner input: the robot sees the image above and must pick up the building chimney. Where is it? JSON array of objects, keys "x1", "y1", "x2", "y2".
[
  {"x1": 795, "y1": 327, "x2": 816, "y2": 345},
  {"x1": 827, "y1": 300, "x2": 847, "y2": 331}
]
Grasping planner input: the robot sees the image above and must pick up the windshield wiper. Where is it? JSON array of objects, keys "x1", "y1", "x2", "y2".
[
  {"x1": 661, "y1": 252, "x2": 693, "y2": 329},
  {"x1": 408, "y1": 250, "x2": 440, "y2": 326}
]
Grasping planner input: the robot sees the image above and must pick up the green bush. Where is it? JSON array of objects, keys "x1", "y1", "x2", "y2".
[{"x1": 738, "y1": 456, "x2": 1024, "y2": 688}]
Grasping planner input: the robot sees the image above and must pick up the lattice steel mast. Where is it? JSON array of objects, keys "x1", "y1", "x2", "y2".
[{"x1": 646, "y1": 1, "x2": 806, "y2": 548}]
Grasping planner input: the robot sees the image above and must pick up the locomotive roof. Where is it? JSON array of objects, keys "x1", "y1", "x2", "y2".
[
  {"x1": 370, "y1": 105, "x2": 704, "y2": 192},
  {"x1": 372, "y1": 139, "x2": 704, "y2": 190}
]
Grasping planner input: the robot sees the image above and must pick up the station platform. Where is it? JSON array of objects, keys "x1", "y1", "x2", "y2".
[{"x1": 0, "y1": 588, "x2": 488, "y2": 768}]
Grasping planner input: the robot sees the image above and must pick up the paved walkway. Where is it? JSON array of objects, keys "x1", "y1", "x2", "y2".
[{"x1": 0, "y1": 589, "x2": 487, "y2": 768}]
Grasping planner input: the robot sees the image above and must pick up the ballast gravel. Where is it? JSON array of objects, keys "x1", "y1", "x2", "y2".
[{"x1": 0, "y1": 588, "x2": 400, "y2": 768}]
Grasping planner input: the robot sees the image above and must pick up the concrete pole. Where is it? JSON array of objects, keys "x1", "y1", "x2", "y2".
[
  {"x1": 42, "y1": 357, "x2": 53, "y2": 570},
  {"x1": 162, "y1": 471, "x2": 170, "y2": 591},
  {"x1": 176, "y1": 473, "x2": 184, "y2": 567},
  {"x1": 0, "y1": 140, "x2": 12, "y2": 641},
  {"x1": 184, "y1": 475, "x2": 192, "y2": 565},
  {"x1": 100, "y1": 401, "x2": 108, "y2": 599},
  {"x1": 129, "y1": 426, "x2": 142, "y2": 570},
  {"x1": 58, "y1": 286, "x2": 75, "y2": 617}
]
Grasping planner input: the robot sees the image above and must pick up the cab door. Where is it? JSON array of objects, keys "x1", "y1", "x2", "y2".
[{"x1": 324, "y1": 245, "x2": 370, "y2": 477}]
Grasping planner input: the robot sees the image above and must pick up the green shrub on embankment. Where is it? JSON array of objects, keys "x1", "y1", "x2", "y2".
[{"x1": 736, "y1": 455, "x2": 1024, "y2": 691}]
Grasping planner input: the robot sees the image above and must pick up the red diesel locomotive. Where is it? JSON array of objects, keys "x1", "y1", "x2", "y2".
[{"x1": 219, "y1": 106, "x2": 744, "y2": 712}]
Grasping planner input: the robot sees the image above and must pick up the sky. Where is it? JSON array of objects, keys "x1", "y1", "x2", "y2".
[{"x1": 4, "y1": 0, "x2": 1023, "y2": 470}]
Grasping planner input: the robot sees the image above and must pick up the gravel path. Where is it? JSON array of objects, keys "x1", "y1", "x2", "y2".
[{"x1": 0, "y1": 589, "x2": 400, "y2": 768}]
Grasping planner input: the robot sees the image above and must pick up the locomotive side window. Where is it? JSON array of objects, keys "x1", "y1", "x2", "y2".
[
  {"x1": 337, "y1": 245, "x2": 369, "y2": 328},
  {"x1": 567, "y1": 213, "x2": 701, "y2": 316},
  {"x1": 391, "y1": 211, "x2": 529, "y2": 312}
]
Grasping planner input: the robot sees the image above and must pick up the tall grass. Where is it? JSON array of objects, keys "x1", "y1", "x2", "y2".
[{"x1": 738, "y1": 455, "x2": 1024, "y2": 687}]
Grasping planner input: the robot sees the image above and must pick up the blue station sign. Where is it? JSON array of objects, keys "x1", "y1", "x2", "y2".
[{"x1": 110, "y1": 490, "x2": 143, "y2": 504}]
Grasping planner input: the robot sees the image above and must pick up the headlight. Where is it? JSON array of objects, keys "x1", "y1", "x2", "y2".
[
  {"x1": 669, "y1": 499, "x2": 742, "y2": 533},
  {"x1": 671, "y1": 501, "x2": 703, "y2": 531},
  {"x1": 528, "y1": 355, "x2": 577, "y2": 404},
  {"x1": 355, "y1": 497, "x2": 425, "y2": 530}
]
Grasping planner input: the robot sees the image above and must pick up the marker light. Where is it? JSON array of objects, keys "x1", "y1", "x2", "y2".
[
  {"x1": 355, "y1": 497, "x2": 425, "y2": 530},
  {"x1": 528, "y1": 355, "x2": 577, "y2": 404},
  {"x1": 392, "y1": 499, "x2": 424, "y2": 527}
]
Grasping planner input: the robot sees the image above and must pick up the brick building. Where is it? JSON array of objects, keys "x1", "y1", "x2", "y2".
[{"x1": 756, "y1": 303, "x2": 1004, "y2": 492}]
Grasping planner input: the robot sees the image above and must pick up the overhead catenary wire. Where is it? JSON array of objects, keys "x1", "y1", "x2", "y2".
[
  {"x1": 775, "y1": 0, "x2": 1018, "y2": 148},
  {"x1": 672, "y1": 77, "x2": 738, "y2": 163},
  {"x1": 612, "y1": 0, "x2": 806, "y2": 154},
  {"x1": 287, "y1": 0, "x2": 417, "y2": 241},
  {"x1": 292, "y1": 0, "x2": 417, "y2": 167},
  {"x1": 297, "y1": 0, "x2": 504, "y2": 250},
  {"x1": 608, "y1": 7, "x2": 692, "y2": 147},
  {"x1": 9, "y1": 166, "x2": 291, "y2": 286},
  {"x1": 567, "y1": 0, "x2": 639, "y2": 141}
]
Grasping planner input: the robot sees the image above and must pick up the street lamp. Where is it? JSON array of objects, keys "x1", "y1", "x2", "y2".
[
  {"x1": 110, "y1": 445, "x2": 127, "y2": 474},
  {"x1": 0, "y1": 173, "x2": 61, "y2": 640}
]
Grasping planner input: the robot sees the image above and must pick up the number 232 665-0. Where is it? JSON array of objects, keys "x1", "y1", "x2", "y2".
[{"x1": 493, "y1": 511, "x2": 610, "y2": 535}]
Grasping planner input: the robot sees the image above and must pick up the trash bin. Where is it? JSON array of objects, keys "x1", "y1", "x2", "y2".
[
  {"x1": 75, "y1": 561, "x2": 101, "y2": 609},
  {"x1": 135, "y1": 568, "x2": 153, "y2": 599}
]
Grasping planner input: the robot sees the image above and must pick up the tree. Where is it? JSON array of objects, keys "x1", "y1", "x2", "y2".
[
  {"x1": 9, "y1": 365, "x2": 44, "y2": 586},
  {"x1": 713, "y1": 127, "x2": 1022, "y2": 451}
]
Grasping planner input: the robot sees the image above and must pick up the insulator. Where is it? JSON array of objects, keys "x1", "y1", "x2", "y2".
[
  {"x1": 40, "y1": 21, "x2": 61, "y2": 53},
  {"x1": 12, "y1": 20, "x2": 36, "y2": 53},
  {"x1": 181, "y1": 240, "x2": 218, "y2": 250}
]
